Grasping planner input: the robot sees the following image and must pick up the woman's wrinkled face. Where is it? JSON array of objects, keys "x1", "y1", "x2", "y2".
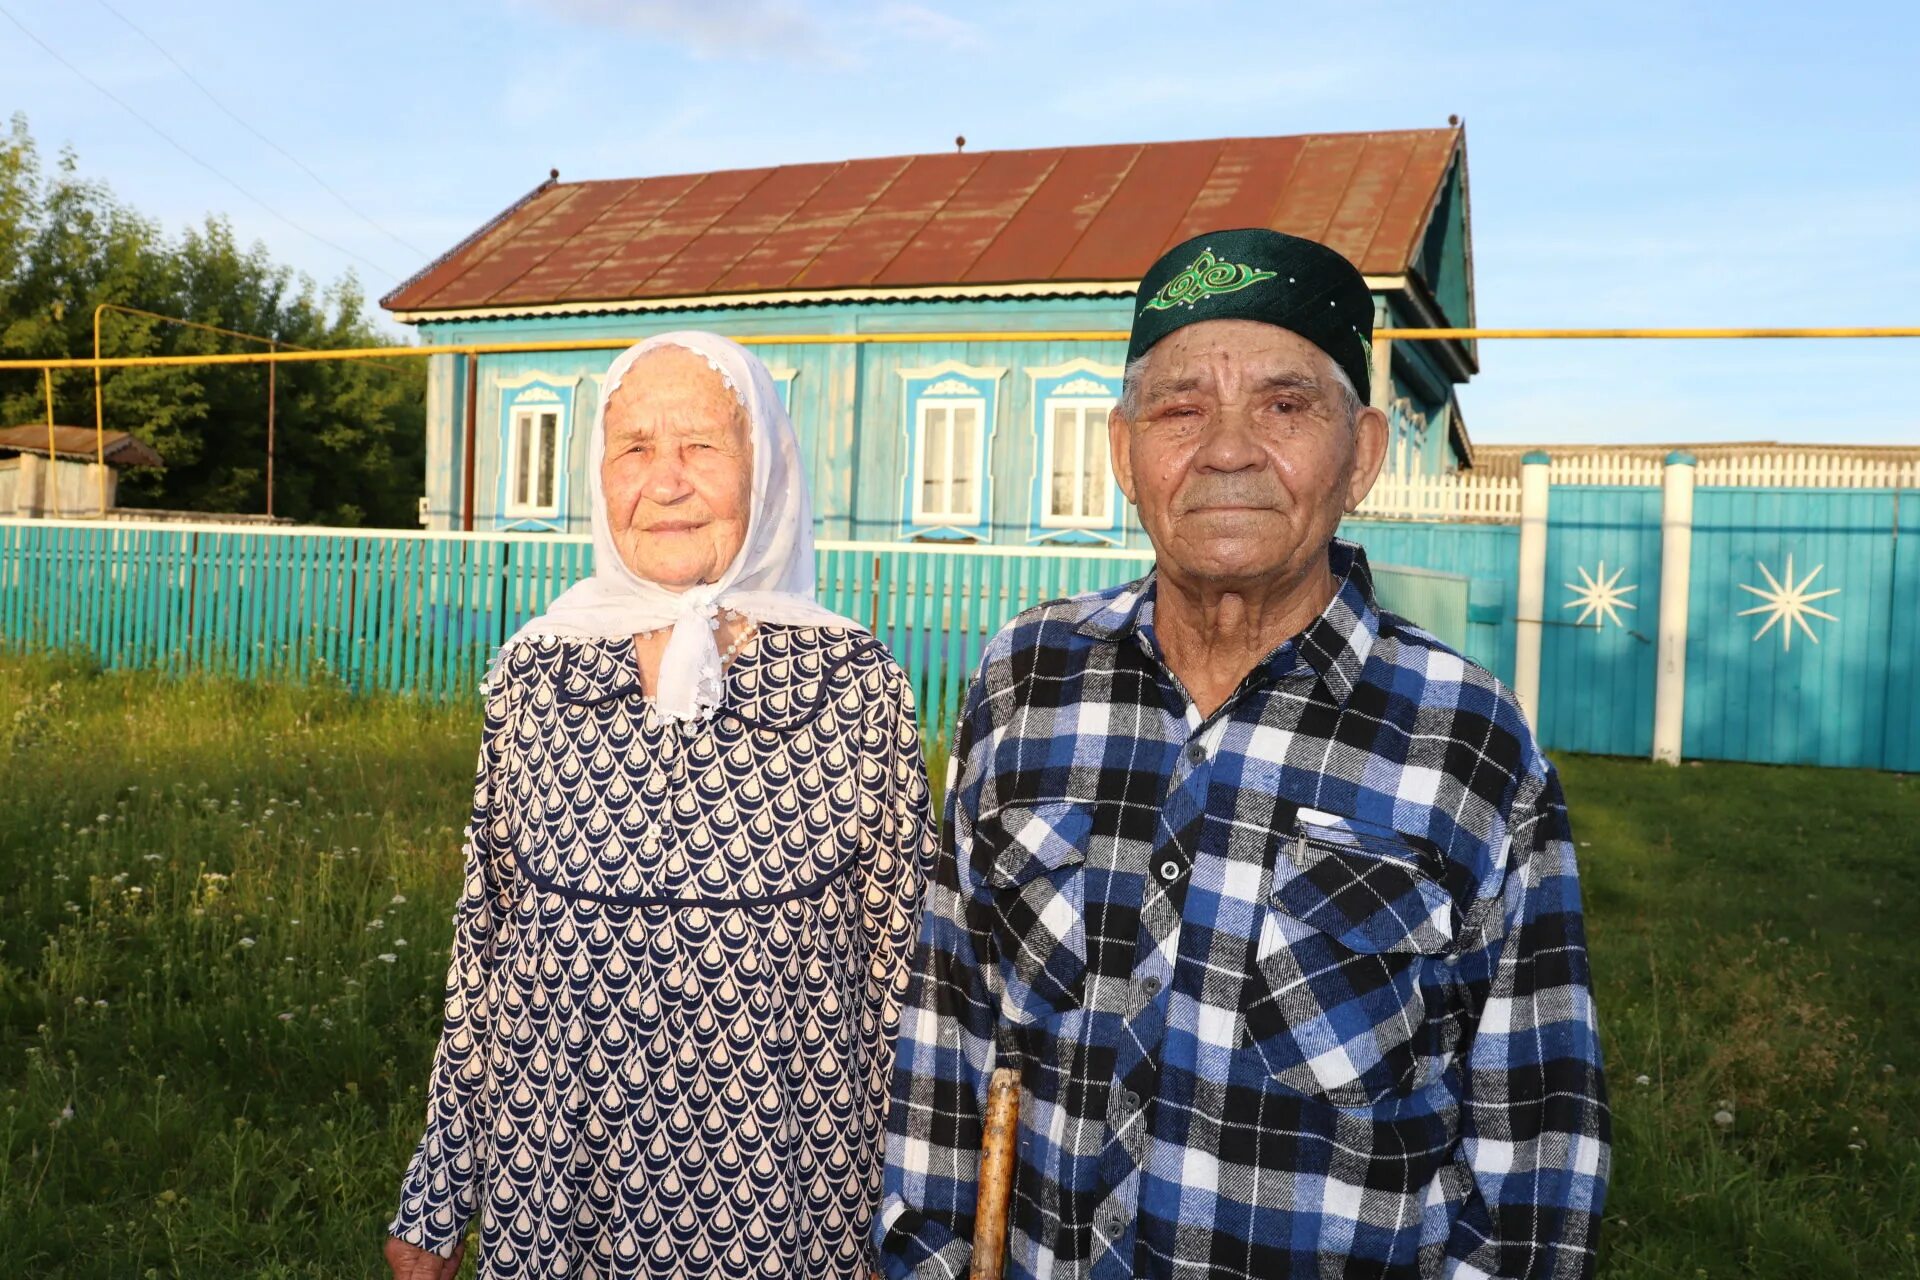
[{"x1": 599, "y1": 347, "x2": 754, "y2": 592}]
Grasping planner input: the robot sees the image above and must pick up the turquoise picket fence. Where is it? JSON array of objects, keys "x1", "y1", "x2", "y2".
[{"x1": 0, "y1": 518, "x2": 1468, "y2": 747}]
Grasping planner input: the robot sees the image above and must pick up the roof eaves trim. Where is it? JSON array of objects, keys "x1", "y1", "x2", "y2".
[{"x1": 394, "y1": 274, "x2": 1408, "y2": 325}]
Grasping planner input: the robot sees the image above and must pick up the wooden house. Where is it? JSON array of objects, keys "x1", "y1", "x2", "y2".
[{"x1": 383, "y1": 127, "x2": 1478, "y2": 544}]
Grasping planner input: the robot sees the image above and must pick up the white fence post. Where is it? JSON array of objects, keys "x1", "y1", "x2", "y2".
[
  {"x1": 1513, "y1": 450, "x2": 1551, "y2": 730},
  {"x1": 1652, "y1": 451, "x2": 1697, "y2": 765}
]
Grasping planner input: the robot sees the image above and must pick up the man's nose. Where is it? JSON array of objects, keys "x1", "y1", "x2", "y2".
[{"x1": 1192, "y1": 406, "x2": 1262, "y2": 472}]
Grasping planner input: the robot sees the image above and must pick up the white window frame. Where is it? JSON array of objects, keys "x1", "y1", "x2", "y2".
[
  {"x1": 1038, "y1": 395, "x2": 1118, "y2": 530},
  {"x1": 910, "y1": 394, "x2": 987, "y2": 525},
  {"x1": 503, "y1": 403, "x2": 564, "y2": 518}
]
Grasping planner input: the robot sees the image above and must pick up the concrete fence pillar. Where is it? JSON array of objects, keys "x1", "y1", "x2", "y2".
[
  {"x1": 86, "y1": 463, "x2": 116, "y2": 514},
  {"x1": 1513, "y1": 450, "x2": 1551, "y2": 729},
  {"x1": 16, "y1": 451, "x2": 46, "y2": 517},
  {"x1": 1652, "y1": 451, "x2": 1697, "y2": 764}
]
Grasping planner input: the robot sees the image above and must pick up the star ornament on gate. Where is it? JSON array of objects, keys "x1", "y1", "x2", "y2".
[
  {"x1": 1563, "y1": 561, "x2": 1638, "y2": 630},
  {"x1": 1737, "y1": 554, "x2": 1840, "y2": 652}
]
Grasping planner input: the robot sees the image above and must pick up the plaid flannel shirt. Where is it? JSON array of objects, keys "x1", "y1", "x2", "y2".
[{"x1": 879, "y1": 539, "x2": 1608, "y2": 1280}]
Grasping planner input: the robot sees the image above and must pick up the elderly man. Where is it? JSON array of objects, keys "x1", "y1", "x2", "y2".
[{"x1": 878, "y1": 229, "x2": 1608, "y2": 1279}]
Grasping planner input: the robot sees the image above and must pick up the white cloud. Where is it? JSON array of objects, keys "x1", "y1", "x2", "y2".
[
  {"x1": 875, "y1": 3, "x2": 984, "y2": 48},
  {"x1": 522, "y1": 0, "x2": 836, "y2": 62},
  {"x1": 520, "y1": 0, "x2": 983, "y2": 66}
]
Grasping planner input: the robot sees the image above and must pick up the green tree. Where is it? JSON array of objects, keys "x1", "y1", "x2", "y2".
[{"x1": 0, "y1": 113, "x2": 425, "y2": 527}]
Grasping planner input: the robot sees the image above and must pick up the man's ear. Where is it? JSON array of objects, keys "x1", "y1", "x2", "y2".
[
  {"x1": 1109, "y1": 405, "x2": 1138, "y2": 505},
  {"x1": 1344, "y1": 404, "x2": 1390, "y2": 513}
]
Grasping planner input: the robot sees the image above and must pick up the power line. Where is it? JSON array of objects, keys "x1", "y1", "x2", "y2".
[
  {"x1": 0, "y1": 2, "x2": 402, "y2": 282},
  {"x1": 90, "y1": 0, "x2": 429, "y2": 262}
]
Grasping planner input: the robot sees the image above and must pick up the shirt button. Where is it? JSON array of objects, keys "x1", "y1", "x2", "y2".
[
  {"x1": 1122, "y1": 1089, "x2": 1140, "y2": 1110},
  {"x1": 1141, "y1": 975, "x2": 1162, "y2": 996},
  {"x1": 1158, "y1": 858, "x2": 1182, "y2": 883},
  {"x1": 1186, "y1": 742, "x2": 1207, "y2": 765},
  {"x1": 1101, "y1": 1208, "x2": 1127, "y2": 1236}
]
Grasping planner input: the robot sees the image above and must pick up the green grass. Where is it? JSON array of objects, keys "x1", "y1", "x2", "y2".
[{"x1": 1, "y1": 653, "x2": 1915, "y2": 1277}]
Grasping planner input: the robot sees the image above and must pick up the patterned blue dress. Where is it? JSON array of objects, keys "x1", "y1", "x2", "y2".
[{"x1": 390, "y1": 626, "x2": 932, "y2": 1278}]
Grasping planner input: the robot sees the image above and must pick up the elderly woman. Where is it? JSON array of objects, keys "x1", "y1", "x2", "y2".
[{"x1": 384, "y1": 332, "x2": 933, "y2": 1280}]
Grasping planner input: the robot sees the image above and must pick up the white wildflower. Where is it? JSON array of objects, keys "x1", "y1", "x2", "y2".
[
  {"x1": 237, "y1": 937, "x2": 256, "y2": 949},
  {"x1": 377, "y1": 953, "x2": 398, "y2": 964},
  {"x1": 390, "y1": 893, "x2": 407, "y2": 905},
  {"x1": 1712, "y1": 1109, "x2": 1734, "y2": 1129},
  {"x1": 1634, "y1": 1074, "x2": 1651, "y2": 1087}
]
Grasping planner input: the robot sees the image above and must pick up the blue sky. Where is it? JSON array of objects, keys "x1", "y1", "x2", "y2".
[{"x1": 4, "y1": 0, "x2": 1916, "y2": 445}]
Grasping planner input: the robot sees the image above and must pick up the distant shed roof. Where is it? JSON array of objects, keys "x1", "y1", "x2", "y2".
[
  {"x1": 0, "y1": 425, "x2": 163, "y2": 468},
  {"x1": 383, "y1": 127, "x2": 1467, "y2": 318}
]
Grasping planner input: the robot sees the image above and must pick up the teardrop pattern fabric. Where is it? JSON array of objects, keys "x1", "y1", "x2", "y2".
[{"x1": 390, "y1": 627, "x2": 932, "y2": 1279}]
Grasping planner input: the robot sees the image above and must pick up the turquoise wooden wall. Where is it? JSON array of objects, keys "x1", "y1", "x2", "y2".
[
  {"x1": 1886, "y1": 493, "x2": 1920, "y2": 772},
  {"x1": 1339, "y1": 518, "x2": 1518, "y2": 682},
  {"x1": 1350, "y1": 485, "x2": 1917, "y2": 773},
  {"x1": 1537, "y1": 486, "x2": 1663, "y2": 757},
  {"x1": 1684, "y1": 489, "x2": 1917, "y2": 771},
  {"x1": 414, "y1": 292, "x2": 1467, "y2": 542},
  {"x1": 10, "y1": 481, "x2": 1912, "y2": 770}
]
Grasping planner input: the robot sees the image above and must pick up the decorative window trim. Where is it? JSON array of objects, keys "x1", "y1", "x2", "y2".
[
  {"x1": 494, "y1": 373, "x2": 580, "y2": 531},
  {"x1": 910, "y1": 394, "x2": 989, "y2": 525},
  {"x1": 764, "y1": 365, "x2": 797, "y2": 413},
  {"x1": 1026, "y1": 359, "x2": 1124, "y2": 546},
  {"x1": 897, "y1": 361, "x2": 1004, "y2": 542},
  {"x1": 1387, "y1": 395, "x2": 1432, "y2": 478}
]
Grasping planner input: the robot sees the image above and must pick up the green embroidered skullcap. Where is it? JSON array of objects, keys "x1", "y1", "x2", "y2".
[{"x1": 1128, "y1": 228, "x2": 1375, "y2": 403}]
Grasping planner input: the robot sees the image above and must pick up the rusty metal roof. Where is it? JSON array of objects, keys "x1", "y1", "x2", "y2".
[
  {"x1": 383, "y1": 128, "x2": 1465, "y2": 317},
  {"x1": 0, "y1": 425, "x2": 163, "y2": 468}
]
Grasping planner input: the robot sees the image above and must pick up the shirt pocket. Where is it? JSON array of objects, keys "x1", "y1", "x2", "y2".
[
  {"x1": 981, "y1": 800, "x2": 1091, "y2": 1026},
  {"x1": 1242, "y1": 816, "x2": 1457, "y2": 1108}
]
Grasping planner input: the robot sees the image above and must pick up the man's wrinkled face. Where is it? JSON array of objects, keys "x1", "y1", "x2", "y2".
[
  {"x1": 599, "y1": 347, "x2": 753, "y2": 592},
  {"x1": 1110, "y1": 319, "x2": 1387, "y2": 594}
]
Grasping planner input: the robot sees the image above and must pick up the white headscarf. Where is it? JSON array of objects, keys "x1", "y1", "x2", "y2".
[{"x1": 486, "y1": 330, "x2": 864, "y2": 719}]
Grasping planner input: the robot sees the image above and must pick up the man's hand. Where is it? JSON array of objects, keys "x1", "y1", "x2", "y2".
[{"x1": 385, "y1": 1234, "x2": 465, "y2": 1279}]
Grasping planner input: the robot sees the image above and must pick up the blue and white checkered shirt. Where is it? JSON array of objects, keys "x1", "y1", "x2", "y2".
[{"x1": 878, "y1": 539, "x2": 1608, "y2": 1279}]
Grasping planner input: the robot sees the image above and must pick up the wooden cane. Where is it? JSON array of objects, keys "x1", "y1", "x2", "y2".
[{"x1": 969, "y1": 1065, "x2": 1022, "y2": 1280}]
